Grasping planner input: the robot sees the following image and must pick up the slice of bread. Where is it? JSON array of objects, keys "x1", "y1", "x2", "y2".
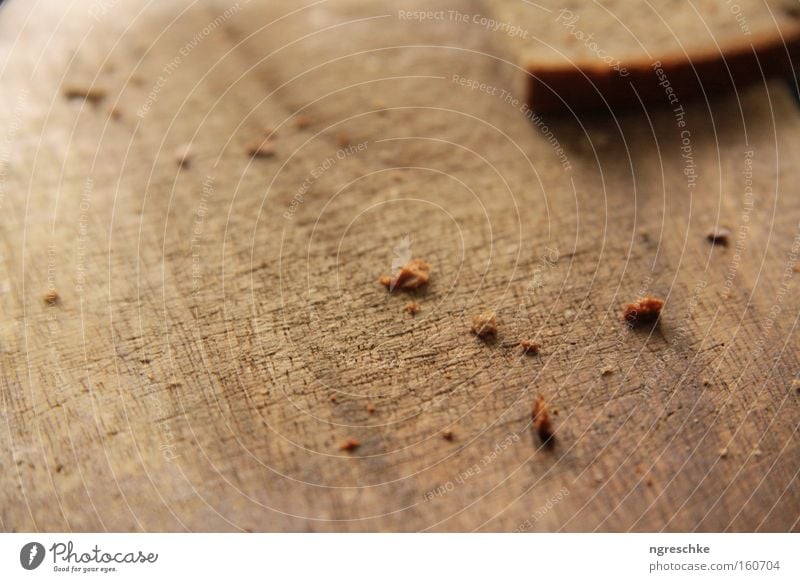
[{"x1": 484, "y1": 0, "x2": 800, "y2": 114}]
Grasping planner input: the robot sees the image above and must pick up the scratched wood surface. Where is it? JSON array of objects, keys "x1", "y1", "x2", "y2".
[{"x1": 0, "y1": 0, "x2": 798, "y2": 532}]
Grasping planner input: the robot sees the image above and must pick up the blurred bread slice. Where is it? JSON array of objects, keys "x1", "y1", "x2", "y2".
[{"x1": 484, "y1": 0, "x2": 800, "y2": 114}]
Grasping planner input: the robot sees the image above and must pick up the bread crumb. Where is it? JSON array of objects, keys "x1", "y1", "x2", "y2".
[
  {"x1": 441, "y1": 430, "x2": 454, "y2": 441},
  {"x1": 379, "y1": 258, "x2": 431, "y2": 291},
  {"x1": 470, "y1": 311, "x2": 497, "y2": 338},
  {"x1": 702, "y1": 379, "x2": 711, "y2": 387},
  {"x1": 718, "y1": 448, "x2": 728, "y2": 459},
  {"x1": 246, "y1": 140, "x2": 276, "y2": 158},
  {"x1": 43, "y1": 289, "x2": 60, "y2": 305},
  {"x1": 339, "y1": 438, "x2": 360, "y2": 451},
  {"x1": 600, "y1": 367, "x2": 614, "y2": 376},
  {"x1": 623, "y1": 296, "x2": 664, "y2": 325},
  {"x1": 793, "y1": 378, "x2": 800, "y2": 393},
  {"x1": 531, "y1": 394, "x2": 554, "y2": 444},
  {"x1": 519, "y1": 339, "x2": 540, "y2": 355},
  {"x1": 335, "y1": 132, "x2": 350, "y2": 147},
  {"x1": 293, "y1": 115, "x2": 313, "y2": 129},
  {"x1": 707, "y1": 227, "x2": 731, "y2": 246},
  {"x1": 63, "y1": 85, "x2": 107, "y2": 104},
  {"x1": 366, "y1": 403, "x2": 375, "y2": 414},
  {"x1": 405, "y1": 301, "x2": 420, "y2": 315},
  {"x1": 330, "y1": 394, "x2": 338, "y2": 403},
  {"x1": 638, "y1": 228, "x2": 650, "y2": 242},
  {"x1": 174, "y1": 144, "x2": 192, "y2": 168}
]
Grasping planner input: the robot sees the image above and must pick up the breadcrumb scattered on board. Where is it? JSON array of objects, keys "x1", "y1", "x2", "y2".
[
  {"x1": 366, "y1": 403, "x2": 375, "y2": 414},
  {"x1": 339, "y1": 438, "x2": 360, "y2": 451},
  {"x1": 335, "y1": 132, "x2": 351, "y2": 147},
  {"x1": 379, "y1": 258, "x2": 431, "y2": 291},
  {"x1": 63, "y1": 85, "x2": 107, "y2": 104},
  {"x1": 405, "y1": 301, "x2": 420, "y2": 315},
  {"x1": 293, "y1": 115, "x2": 313, "y2": 129},
  {"x1": 174, "y1": 144, "x2": 192, "y2": 168},
  {"x1": 532, "y1": 394, "x2": 554, "y2": 444},
  {"x1": 43, "y1": 289, "x2": 60, "y2": 305},
  {"x1": 441, "y1": 430, "x2": 454, "y2": 441},
  {"x1": 706, "y1": 227, "x2": 731, "y2": 246},
  {"x1": 246, "y1": 140, "x2": 276, "y2": 158},
  {"x1": 470, "y1": 312, "x2": 497, "y2": 338},
  {"x1": 519, "y1": 339, "x2": 540, "y2": 355},
  {"x1": 623, "y1": 296, "x2": 664, "y2": 325}
]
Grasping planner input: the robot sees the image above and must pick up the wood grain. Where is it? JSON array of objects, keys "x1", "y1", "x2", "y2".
[{"x1": 0, "y1": 0, "x2": 798, "y2": 532}]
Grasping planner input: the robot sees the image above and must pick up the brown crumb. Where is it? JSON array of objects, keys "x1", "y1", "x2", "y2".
[
  {"x1": 405, "y1": 301, "x2": 420, "y2": 315},
  {"x1": 366, "y1": 403, "x2": 375, "y2": 414},
  {"x1": 718, "y1": 448, "x2": 728, "y2": 459},
  {"x1": 638, "y1": 227, "x2": 650, "y2": 242},
  {"x1": 623, "y1": 296, "x2": 664, "y2": 325},
  {"x1": 379, "y1": 258, "x2": 431, "y2": 291},
  {"x1": 441, "y1": 430, "x2": 454, "y2": 441},
  {"x1": 335, "y1": 132, "x2": 351, "y2": 147},
  {"x1": 63, "y1": 85, "x2": 107, "y2": 104},
  {"x1": 519, "y1": 339, "x2": 540, "y2": 355},
  {"x1": 793, "y1": 379, "x2": 800, "y2": 393},
  {"x1": 43, "y1": 289, "x2": 60, "y2": 305},
  {"x1": 702, "y1": 378, "x2": 711, "y2": 387},
  {"x1": 531, "y1": 394, "x2": 554, "y2": 444},
  {"x1": 174, "y1": 144, "x2": 192, "y2": 168},
  {"x1": 339, "y1": 438, "x2": 360, "y2": 451},
  {"x1": 330, "y1": 394, "x2": 338, "y2": 403},
  {"x1": 645, "y1": 475, "x2": 654, "y2": 487},
  {"x1": 600, "y1": 367, "x2": 614, "y2": 376},
  {"x1": 707, "y1": 227, "x2": 731, "y2": 246},
  {"x1": 293, "y1": 115, "x2": 313, "y2": 129},
  {"x1": 794, "y1": 265, "x2": 800, "y2": 273},
  {"x1": 471, "y1": 311, "x2": 497, "y2": 338},
  {"x1": 246, "y1": 140, "x2": 276, "y2": 158}
]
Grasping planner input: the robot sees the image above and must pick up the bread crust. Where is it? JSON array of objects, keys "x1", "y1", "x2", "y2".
[{"x1": 524, "y1": 26, "x2": 800, "y2": 114}]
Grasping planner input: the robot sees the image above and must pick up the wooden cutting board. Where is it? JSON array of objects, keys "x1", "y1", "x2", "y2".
[{"x1": 0, "y1": 0, "x2": 798, "y2": 532}]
